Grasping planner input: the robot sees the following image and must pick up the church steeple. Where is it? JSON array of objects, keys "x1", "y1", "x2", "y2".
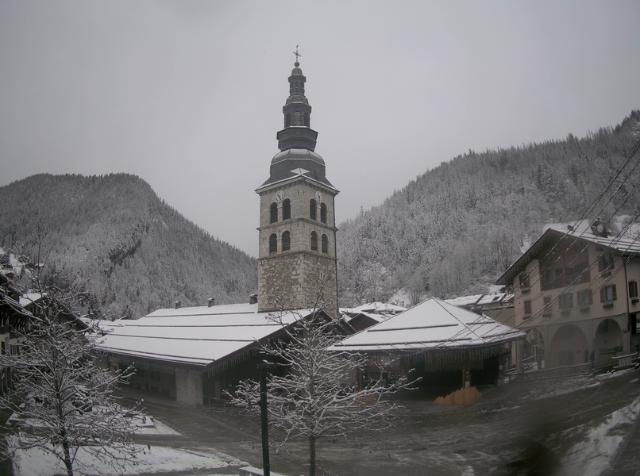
[
  {"x1": 256, "y1": 48, "x2": 339, "y2": 319},
  {"x1": 277, "y1": 46, "x2": 318, "y2": 151}
]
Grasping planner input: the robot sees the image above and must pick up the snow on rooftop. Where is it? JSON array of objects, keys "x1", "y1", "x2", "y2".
[
  {"x1": 19, "y1": 292, "x2": 44, "y2": 308},
  {"x1": 444, "y1": 295, "x2": 482, "y2": 307},
  {"x1": 343, "y1": 311, "x2": 389, "y2": 325},
  {"x1": 476, "y1": 293, "x2": 512, "y2": 305},
  {"x1": 95, "y1": 304, "x2": 312, "y2": 366},
  {"x1": 146, "y1": 302, "x2": 257, "y2": 318},
  {"x1": 544, "y1": 217, "x2": 640, "y2": 253},
  {"x1": 351, "y1": 301, "x2": 407, "y2": 314},
  {"x1": 329, "y1": 298, "x2": 524, "y2": 353}
]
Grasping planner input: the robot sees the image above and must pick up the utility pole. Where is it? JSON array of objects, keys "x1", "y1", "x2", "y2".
[{"x1": 258, "y1": 361, "x2": 270, "y2": 476}]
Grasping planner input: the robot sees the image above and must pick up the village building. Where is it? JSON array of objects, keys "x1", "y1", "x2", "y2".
[
  {"x1": 96, "y1": 54, "x2": 343, "y2": 405},
  {"x1": 329, "y1": 298, "x2": 525, "y2": 396},
  {"x1": 496, "y1": 219, "x2": 640, "y2": 370},
  {"x1": 0, "y1": 275, "x2": 28, "y2": 375},
  {"x1": 0, "y1": 278, "x2": 89, "y2": 392},
  {"x1": 96, "y1": 303, "x2": 318, "y2": 405}
]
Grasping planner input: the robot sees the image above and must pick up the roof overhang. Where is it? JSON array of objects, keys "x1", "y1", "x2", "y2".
[
  {"x1": 255, "y1": 173, "x2": 339, "y2": 195},
  {"x1": 496, "y1": 227, "x2": 640, "y2": 285}
]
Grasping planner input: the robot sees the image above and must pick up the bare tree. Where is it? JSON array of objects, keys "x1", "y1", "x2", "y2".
[
  {"x1": 230, "y1": 312, "x2": 412, "y2": 476},
  {"x1": 0, "y1": 293, "x2": 138, "y2": 476}
]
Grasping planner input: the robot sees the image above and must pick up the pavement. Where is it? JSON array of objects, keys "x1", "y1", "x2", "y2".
[{"x1": 119, "y1": 368, "x2": 640, "y2": 476}]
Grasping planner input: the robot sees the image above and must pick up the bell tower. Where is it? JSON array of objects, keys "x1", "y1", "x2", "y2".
[{"x1": 256, "y1": 50, "x2": 339, "y2": 318}]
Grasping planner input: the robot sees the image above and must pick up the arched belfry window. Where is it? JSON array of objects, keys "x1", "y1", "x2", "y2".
[
  {"x1": 310, "y1": 231, "x2": 318, "y2": 251},
  {"x1": 310, "y1": 199, "x2": 317, "y2": 220},
  {"x1": 270, "y1": 203, "x2": 278, "y2": 224},
  {"x1": 283, "y1": 199, "x2": 291, "y2": 220},
  {"x1": 282, "y1": 231, "x2": 290, "y2": 251},
  {"x1": 320, "y1": 203, "x2": 327, "y2": 223},
  {"x1": 321, "y1": 234, "x2": 328, "y2": 254},
  {"x1": 285, "y1": 113, "x2": 291, "y2": 127},
  {"x1": 269, "y1": 234, "x2": 277, "y2": 255}
]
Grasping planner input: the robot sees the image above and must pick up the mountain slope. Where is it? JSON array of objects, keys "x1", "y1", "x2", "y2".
[
  {"x1": 337, "y1": 111, "x2": 640, "y2": 305},
  {"x1": 0, "y1": 173, "x2": 256, "y2": 318}
]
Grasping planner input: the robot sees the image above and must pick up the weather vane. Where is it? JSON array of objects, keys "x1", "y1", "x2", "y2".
[{"x1": 293, "y1": 44, "x2": 301, "y2": 64}]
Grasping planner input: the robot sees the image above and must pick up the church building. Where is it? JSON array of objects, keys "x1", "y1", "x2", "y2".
[
  {"x1": 255, "y1": 54, "x2": 339, "y2": 318},
  {"x1": 96, "y1": 54, "x2": 341, "y2": 404}
]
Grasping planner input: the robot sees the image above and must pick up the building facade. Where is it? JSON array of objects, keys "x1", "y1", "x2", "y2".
[
  {"x1": 256, "y1": 58, "x2": 339, "y2": 318},
  {"x1": 497, "y1": 222, "x2": 640, "y2": 369}
]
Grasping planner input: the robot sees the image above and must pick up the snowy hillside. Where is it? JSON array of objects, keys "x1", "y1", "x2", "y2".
[
  {"x1": 0, "y1": 174, "x2": 256, "y2": 318},
  {"x1": 338, "y1": 111, "x2": 640, "y2": 305}
]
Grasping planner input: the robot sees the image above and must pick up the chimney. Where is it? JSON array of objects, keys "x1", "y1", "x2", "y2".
[
  {"x1": 208, "y1": 297, "x2": 215, "y2": 308},
  {"x1": 249, "y1": 293, "x2": 258, "y2": 305},
  {"x1": 174, "y1": 300, "x2": 181, "y2": 309}
]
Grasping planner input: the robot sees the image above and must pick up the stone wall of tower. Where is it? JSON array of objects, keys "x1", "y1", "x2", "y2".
[
  {"x1": 257, "y1": 180, "x2": 338, "y2": 318},
  {"x1": 257, "y1": 252, "x2": 338, "y2": 318}
]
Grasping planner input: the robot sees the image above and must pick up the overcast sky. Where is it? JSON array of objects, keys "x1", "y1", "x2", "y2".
[{"x1": 1, "y1": 1, "x2": 639, "y2": 256}]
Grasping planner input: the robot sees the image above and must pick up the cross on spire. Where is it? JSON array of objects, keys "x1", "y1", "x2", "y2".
[{"x1": 293, "y1": 45, "x2": 301, "y2": 66}]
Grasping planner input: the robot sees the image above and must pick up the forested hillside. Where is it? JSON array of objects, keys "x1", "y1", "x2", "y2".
[
  {"x1": 338, "y1": 111, "x2": 640, "y2": 305},
  {"x1": 0, "y1": 174, "x2": 256, "y2": 318}
]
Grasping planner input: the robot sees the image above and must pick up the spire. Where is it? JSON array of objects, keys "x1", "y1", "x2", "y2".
[
  {"x1": 276, "y1": 46, "x2": 318, "y2": 151},
  {"x1": 293, "y1": 44, "x2": 301, "y2": 67}
]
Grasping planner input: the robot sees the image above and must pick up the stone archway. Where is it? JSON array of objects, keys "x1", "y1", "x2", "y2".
[
  {"x1": 549, "y1": 324, "x2": 588, "y2": 368},
  {"x1": 594, "y1": 319, "x2": 623, "y2": 368},
  {"x1": 523, "y1": 328, "x2": 545, "y2": 370}
]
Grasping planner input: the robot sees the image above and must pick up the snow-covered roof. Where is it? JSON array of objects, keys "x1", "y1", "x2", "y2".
[
  {"x1": 350, "y1": 302, "x2": 407, "y2": 314},
  {"x1": 95, "y1": 303, "x2": 312, "y2": 367},
  {"x1": 328, "y1": 298, "x2": 524, "y2": 353},
  {"x1": 544, "y1": 222, "x2": 640, "y2": 254},
  {"x1": 444, "y1": 294, "x2": 483, "y2": 307},
  {"x1": 19, "y1": 292, "x2": 44, "y2": 308},
  {"x1": 497, "y1": 218, "x2": 640, "y2": 285},
  {"x1": 0, "y1": 290, "x2": 33, "y2": 319},
  {"x1": 344, "y1": 311, "x2": 389, "y2": 324}
]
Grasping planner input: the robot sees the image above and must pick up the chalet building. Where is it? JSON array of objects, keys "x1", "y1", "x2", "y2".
[
  {"x1": 97, "y1": 54, "x2": 344, "y2": 405},
  {"x1": 329, "y1": 298, "x2": 525, "y2": 395},
  {"x1": 0, "y1": 276, "x2": 35, "y2": 393},
  {"x1": 496, "y1": 220, "x2": 640, "y2": 370},
  {"x1": 0, "y1": 285, "x2": 92, "y2": 424},
  {"x1": 0, "y1": 285, "x2": 88, "y2": 389}
]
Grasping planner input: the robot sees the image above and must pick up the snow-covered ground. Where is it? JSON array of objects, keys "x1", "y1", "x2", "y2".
[
  {"x1": 556, "y1": 395, "x2": 640, "y2": 475},
  {"x1": 12, "y1": 443, "x2": 246, "y2": 476},
  {"x1": 9, "y1": 406, "x2": 180, "y2": 437},
  {"x1": 129, "y1": 411, "x2": 181, "y2": 436}
]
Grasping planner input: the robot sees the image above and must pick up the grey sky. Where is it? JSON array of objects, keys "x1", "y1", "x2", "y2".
[{"x1": 1, "y1": 1, "x2": 639, "y2": 256}]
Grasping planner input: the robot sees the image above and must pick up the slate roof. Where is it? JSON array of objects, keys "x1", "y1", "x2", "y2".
[
  {"x1": 328, "y1": 298, "x2": 524, "y2": 353},
  {"x1": 257, "y1": 148, "x2": 337, "y2": 191},
  {"x1": 95, "y1": 303, "x2": 312, "y2": 367}
]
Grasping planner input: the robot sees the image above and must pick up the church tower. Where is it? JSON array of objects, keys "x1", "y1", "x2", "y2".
[{"x1": 256, "y1": 51, "x2": 339, "y2": 318}]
